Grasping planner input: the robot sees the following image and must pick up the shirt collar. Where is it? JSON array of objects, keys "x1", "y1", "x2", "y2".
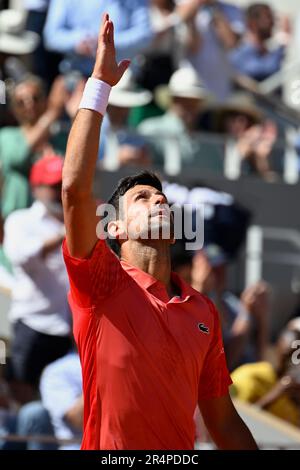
[
  {"x1": 120, "y1": 260, "x2": 196, "y2": 303},
  {"x1": 121, "y1": 260, "x2": 158, "y2": 290}
]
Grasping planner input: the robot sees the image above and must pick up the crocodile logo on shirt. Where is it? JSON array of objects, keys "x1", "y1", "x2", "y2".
[{"x1": 197, "y1": 323, "x2": 210, "y2": 334}]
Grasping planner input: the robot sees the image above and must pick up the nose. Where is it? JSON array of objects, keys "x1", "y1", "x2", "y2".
[
  {"x1": 23, "y1": 97, "x2": 36, "y2": 111},
  {"x1": 154, "y1": 193, "x2": 166, "y2": 205}
]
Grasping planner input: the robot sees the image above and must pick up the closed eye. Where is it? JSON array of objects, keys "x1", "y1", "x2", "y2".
[{"x1": 134, "y1": 191, "x2": 148, "y2": 201}]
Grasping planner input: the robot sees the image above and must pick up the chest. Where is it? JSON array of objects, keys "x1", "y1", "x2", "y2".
[{"x1": 97, "y1": 286, "x2": 213, "y2": 377}]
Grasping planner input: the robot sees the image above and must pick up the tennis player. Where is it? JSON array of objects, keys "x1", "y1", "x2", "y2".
[{"x1": 62, "y1": 13, "x2": 258, "y2": 450}]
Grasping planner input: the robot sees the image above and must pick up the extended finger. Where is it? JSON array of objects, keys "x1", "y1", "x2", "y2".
[
  {"x1": 108, "y1": 19, "x2": 114, "y2": 44},
  {"x1": 99, "y1": 13, "x2": 109, "y2": 43}
]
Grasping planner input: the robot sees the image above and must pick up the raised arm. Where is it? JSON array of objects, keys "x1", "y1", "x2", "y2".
[{"x1": 62, "y1": 14, "x2": 130, "y2": 259}]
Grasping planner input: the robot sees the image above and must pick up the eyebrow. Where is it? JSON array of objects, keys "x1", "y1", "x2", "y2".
[
  {"x1": 155, "y1": 191, "x2": 166, "y2": 198},
  {"x1": 133, "y1": 189, "x2": 167, "y2": 199}
]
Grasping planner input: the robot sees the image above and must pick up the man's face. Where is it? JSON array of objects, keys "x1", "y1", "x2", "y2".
[
  {"x1": 112, "y1": 184, "x2": 174, "y2": 243},
  {"x1": 33, "y1": 183, "x2": 63, "y2": 218},
  {"x1": 107, "y1": 105, "x2": 130, "y2": 128},
  {"x1": 171, "y1": 97, "x2": 202, "y2": 131},
  {"x1": 12, "y1": 81, "x2": 47, "y2": 125},
  {"x1": 251, "y1": 7, "x2": 275, "y2": 40},
  {"x1": 191, "y1": 252, "x2": 226, "y2": 294},
  {"x1": 224, "y1": 112, "x2": 253, "y2": 138}
]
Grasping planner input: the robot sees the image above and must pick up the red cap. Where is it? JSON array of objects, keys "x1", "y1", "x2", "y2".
[{"x1": 30, "y1": 154, "x2": 64, "y2": 187}]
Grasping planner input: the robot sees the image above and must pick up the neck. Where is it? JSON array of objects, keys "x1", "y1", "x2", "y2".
[
  {"x1": 22, "y1": 122, "x2": 34, "y2": 130},
  {"x1": 246, "y1": 31, "x2": 267, "y2": 52},
  {"x1": 155, "y1": 6, "x2": 173, "y2": 15},
  {"x1": 121, "y1": 240, "x2": 172, "y2": 286}
]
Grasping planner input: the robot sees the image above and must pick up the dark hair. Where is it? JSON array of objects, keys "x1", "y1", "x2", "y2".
[
  {"x1": 105, "y1": 171, "x2": 163, "y2": 257},
  {"x1": 246, "y1": 3, "x2": 272, "y2": 21}
]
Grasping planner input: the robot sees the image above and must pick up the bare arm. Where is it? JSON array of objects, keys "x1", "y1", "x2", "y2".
[
  {"x1": 64, "y1": 395, "x2": 84, "y2": 431},
  {"x1": 199, "y1": 394, "x2": 258, "y2": 450},
  {"x1": 175, "y1": 0, "x2": 205, "y2": 23},
  {"x1": 24, "y1": 77, "x2": 67, "y2": 152},
  {"x1": 212, "y1": 10, "x2": 241, "y2": 50},
  {"x1": 256, "y1": 376, "x2": 300, "y2": 411},
  {"x1": 41, "y1": 233, "x2": 66, "y2": 259},
  {"x1": 62, "y1": 14, "x2": 130, "y2": 259}
]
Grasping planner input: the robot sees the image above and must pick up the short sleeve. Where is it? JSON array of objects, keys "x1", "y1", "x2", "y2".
[
  {"x1": 198, "y1": 300, "x2": 232, "y2": 401},
  {"x1": 62, "y1": 238, "x2": 129, "y2": 309}
]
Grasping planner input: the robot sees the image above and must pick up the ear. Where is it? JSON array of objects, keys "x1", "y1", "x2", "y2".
[{"x1": 108, "y1": 220, "x2": 127, "y2": 241}]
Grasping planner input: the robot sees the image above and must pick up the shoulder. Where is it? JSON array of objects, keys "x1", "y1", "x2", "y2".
[
  {"x1": 0, "y1": 126, "x2": 20, "y2": 135},
  {"x1": 0, "y1": 127, "x2": 22, "y2": 140},
  {"x1": 191, "y1": 289, "x2": 220, "y2": 328},
  {"x1": 194, "y1": 291, "x2": 218, "y2": 314},
  {"x1": 4, "y1": 203, "x2": 45, "y2": 235},
  {"x1": 5, "y1": 206, "x2": 31, "y2": 228}
]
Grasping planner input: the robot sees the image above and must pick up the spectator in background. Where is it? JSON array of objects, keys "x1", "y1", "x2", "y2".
[
  {"x1": 100, "y1": 69, "x2": 153, "y2": 171},
  {"x1": 3, "y1": 154, "x2": 72, "y2": 405},
  {"x1": 16, "y1": 401, "x2": 57, "y2": 450},
  {"x1": 40, "y1": 350, "x2": 82, "y2": 450},
  {"x1": 217, "y1": 93, "x2": 279, "y2": 181},
  {"x1": 24, "y1": 0, "x2": 62, "y2": 88},
  {"x1": 0, "y1": 213, "x2": 13, "y2": 291},
  {"x1": 191, "y1": 244, "x2": 270, "y2": 371},
  {"x1": 217, "y1": 93, "x2": 263, "y2": 137},
  {"x1": 0, "y1": 8, "x2": 40, "y2": 126},
  {"x1": 136, "y1": 0, "x2": 199, "y2": 92},
  {"x1": 0, "y1": 390, "x2": 58, "y2": 450},
  {"x1": 175, "y1": 0, "x2": 245, "y2": 101},
  {"x1": 0, "y1": 9, "x2": 39, "y2": 80},
  {"x1": 231, "y1": 319, "x2": 300, "y2": 428},
  {"x1": 44, "y1": 0, "x2": 153, "y2": 77},
  {"x1": 139, "y1": 67, "x2": 224, "y2": 172},
  {"x1": 171, "y1": 241, "x2": 193, "y2": 285},
  {"x1": 230, "y1": 3, "x2": 290, "y2": 83},
  {"x1": 132, "y1": 0, "x2": 201, "y2": 126},
  {"x1": 0, "y1": 75, "x2": 68, "y2": 218}
]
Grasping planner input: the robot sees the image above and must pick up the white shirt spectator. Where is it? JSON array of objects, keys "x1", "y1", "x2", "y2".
[
  {"x1": 147, "y1": 5, "x2": 189, "y2": 67},
  {"x1": 4, "y1": 201, "x2": 71, "y2": 336},
  {"x1": 40, "y1": 351, "x2": 82, "y2": 450},
  {"x1": 178, "y1": 1, "x2": 245, "y2": 101}
]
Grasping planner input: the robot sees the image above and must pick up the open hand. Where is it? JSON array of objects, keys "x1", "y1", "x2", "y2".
[
  {"x1": 241, "y1": 281, "x2": 271, "y2": 322},
  {"x1": 92, "y1": 14, "x2": 130, "y2": 86}
]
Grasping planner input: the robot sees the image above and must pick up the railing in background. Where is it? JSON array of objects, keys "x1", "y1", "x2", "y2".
[
  {"x1": 245, "y1": 225, "x2": 300, "y2": 287},
  {"x1": 133, "y1": 131, "x2": 300, "y2": 184}
]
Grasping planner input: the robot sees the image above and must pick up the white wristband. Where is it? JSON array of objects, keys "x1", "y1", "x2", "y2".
[{"x1": 79, "y1": 77, "x2": 112, "y2": 116}]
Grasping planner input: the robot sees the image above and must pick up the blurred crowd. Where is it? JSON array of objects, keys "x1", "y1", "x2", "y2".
[{"x1": 0, "y1": 0, "x2": 300, "y2": 450}]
